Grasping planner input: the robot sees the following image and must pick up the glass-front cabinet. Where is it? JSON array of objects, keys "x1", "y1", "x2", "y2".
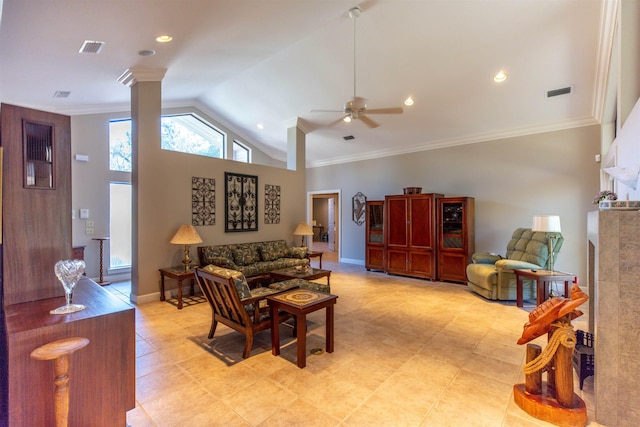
[
  {"x1": 365, "y1": 200, "x2": 385, "y2": 271},
  {"x1": 437, "y1": 197, "x2": 475, "y2": 282}
]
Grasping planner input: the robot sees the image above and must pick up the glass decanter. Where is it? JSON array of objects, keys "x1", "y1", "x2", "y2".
[{"x1": 50, "y1": 259, "x2": 87, "y2": 314}]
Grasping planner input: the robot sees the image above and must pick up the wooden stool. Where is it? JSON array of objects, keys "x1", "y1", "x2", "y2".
[{"x1": 30, "y1": 337, "x2": 90, "y2": 427}]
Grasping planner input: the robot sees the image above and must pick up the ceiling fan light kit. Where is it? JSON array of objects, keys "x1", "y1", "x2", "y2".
[{"x1": 311, "y1": 6, "x2": 403, "y2": 129}]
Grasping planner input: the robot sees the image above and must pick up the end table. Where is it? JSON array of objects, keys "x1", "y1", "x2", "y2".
[
  {"x1": 514, "y1": 269, "x2": 577, "y2": 307},
  {"x1": 307, "y1": 250, "x2": 324, "y2": 268},
  {"x1": 158, "y1": 266, "x2": 196, "y2": 309}
]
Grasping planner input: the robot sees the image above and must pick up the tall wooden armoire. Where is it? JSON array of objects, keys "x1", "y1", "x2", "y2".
[
  {"x1": 0, "y1": 104, "x2": 135, "y2": 426},
  {"x1": 384, "y1": 193, "x2": 443, "y2": 280}
]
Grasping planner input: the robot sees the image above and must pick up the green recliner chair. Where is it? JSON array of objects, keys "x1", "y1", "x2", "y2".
[{"x1": 466, "y1": 228, "x2": 563, "y2": 301}]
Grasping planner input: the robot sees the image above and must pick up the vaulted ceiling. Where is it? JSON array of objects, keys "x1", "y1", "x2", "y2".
[{"x1": 0, "y1": 0, "x2": 613, "y2": 167}]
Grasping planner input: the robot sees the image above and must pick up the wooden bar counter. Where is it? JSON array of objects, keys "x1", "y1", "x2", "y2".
[{"x1": 4, "y1": 277, "x2": 135, "y2": 426}]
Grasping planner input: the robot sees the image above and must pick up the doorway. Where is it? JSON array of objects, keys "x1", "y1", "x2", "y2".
[{"x1": 308, "y1": 190, "x2": 340, "y2": 260}]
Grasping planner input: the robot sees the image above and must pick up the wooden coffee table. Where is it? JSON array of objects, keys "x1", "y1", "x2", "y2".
[
  {"x1": 267, "y1": 288, "x2": 338, "y2": 368},
  {"x1": 270, "y1": 266, "x2": 331, "y2": 287}
]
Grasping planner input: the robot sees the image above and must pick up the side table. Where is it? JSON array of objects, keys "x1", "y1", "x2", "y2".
[
  {"x1": 158, "y1": 267, "x2": 196, "y2": 310},
  {"x1": 514, "y1": 269, "x2": 577, "y2": 308},
  {"x1": 267, "y1": 288, "x2": 338, "y2": 368},
  {"x1": 307, "y1": 250, "x2": 323, "y2": 268}
]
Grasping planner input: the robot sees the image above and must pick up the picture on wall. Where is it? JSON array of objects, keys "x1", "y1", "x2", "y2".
[
  {"x1": 265, "y1": 184, "x2": 281, "y2": 224},
  {"x1": 192, "y1": 177, "x2": 215, "y2": 226},
  {"x1": 225, "y1": 172, "x2": 258, "y2": 232},
  {"x1": 352, "y1": 191, "x2": 366, "y2": 225}
]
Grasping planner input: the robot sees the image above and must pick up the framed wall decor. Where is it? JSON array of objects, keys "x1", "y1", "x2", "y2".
[
  {"x1": 264, "y1": 184, "x2": 280, "y2": 224},
  {"x1": 352, "y1": 192, "x2": 366, "y2": 225},
  {"x1": 225, "y1": 172, "x2": 258, "y2": 232},
  {"x1": 192, "y1": 177, "x2": 215, "y2": 226}
]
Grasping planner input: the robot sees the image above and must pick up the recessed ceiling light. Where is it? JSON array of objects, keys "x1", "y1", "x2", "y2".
[
  {"x1": 343, "y1": 116, "x2": 352, "y2": 123},
  {"x1": 256, "y1": 123, "x2": 264, "y2": 130},
  {"x1": 493, "y1": 71, "x2": 508, "y2": 83},
  {"x1": 138, "y1": 50, "x2": 156, "y2": 56},
  {"x1": 404, "y1": 97, "x2": 415, "y2": 106},
  {"x1": 155, "y1": 35, "x2": 173, "y2": 43}
]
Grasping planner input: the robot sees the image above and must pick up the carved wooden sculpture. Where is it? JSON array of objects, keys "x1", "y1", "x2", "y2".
[{"x1": 514, "y1": 285, "x2": 588, "y2": 427}]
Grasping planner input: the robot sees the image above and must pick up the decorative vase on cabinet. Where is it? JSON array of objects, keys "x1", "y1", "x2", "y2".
[
  {"x1": 365, "y1": 200, "x2": 385, "y2": 271},
  {"x1": 437, "y1": 197, "x2": 475, "y2": 282}
]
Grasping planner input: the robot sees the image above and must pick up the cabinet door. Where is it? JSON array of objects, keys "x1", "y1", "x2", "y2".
[
  {"x1": 386, "y1": 197, "x2": 408, "y2": 248},
  {"x1": 409, "y1": 251, "x2": 435, "y2": 277},
  {"x1": 409, "y1": 195, "x2": 434, "y2": 249},
  {"x1": 438, "y1": 252, "x2": 468, "y2": 282},
  {"x1": 386, "y1": 249, "x2": 408, "y2": 273}
]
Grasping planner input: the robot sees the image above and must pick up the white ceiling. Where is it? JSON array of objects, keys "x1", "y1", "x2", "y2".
[{"x1": 0, "y1": 0, "x2": 612, "y2": 167}]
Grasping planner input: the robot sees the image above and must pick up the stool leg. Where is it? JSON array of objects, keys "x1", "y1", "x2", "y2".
[{"x1": 31, "y1": 337, "x2": 90, "y2": 427}]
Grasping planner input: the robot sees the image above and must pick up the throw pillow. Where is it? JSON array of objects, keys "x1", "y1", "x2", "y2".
[
  {"x1": 208, "y1": 256, "x2": 236, "y2": 269},
  {"x1": 288, "y1": 246, "x2": 307, "y2": 259}
]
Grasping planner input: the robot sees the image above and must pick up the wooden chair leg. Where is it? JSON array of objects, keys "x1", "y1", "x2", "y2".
[
  {"x1": 208, "y1": 319, "x2": 218, "y2": 339},
  {"x1": 30, "y1": 337, "x2": 90, "y2": 427}
]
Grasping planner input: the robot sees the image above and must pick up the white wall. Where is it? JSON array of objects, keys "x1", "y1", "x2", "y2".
[
  {"x1": 307, "y1": 125, "x2": 601, "y2": 284},
  {"x1": 71, "y1": 106, "x2": 302, "y2": 301}
]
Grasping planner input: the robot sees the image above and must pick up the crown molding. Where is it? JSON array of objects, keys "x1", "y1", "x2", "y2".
[{"x1": 117, "y1": 68, "x2": 167, "y2": 87}]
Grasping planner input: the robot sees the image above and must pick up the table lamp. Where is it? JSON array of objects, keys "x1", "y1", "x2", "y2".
[
  {"x1": 532, "y1": 215, "x2": 561, "y2": 273},
  {"x1": 293, "y1": 222, "x2": 313, "y2": 247},
  {"x1": 170, "y1": 224, "x2": 203, "y2": 271}
]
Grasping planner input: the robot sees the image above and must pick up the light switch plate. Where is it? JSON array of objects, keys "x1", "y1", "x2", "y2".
[{"x1": 80, "y1": 209, "x2": 89, "y2": 219}]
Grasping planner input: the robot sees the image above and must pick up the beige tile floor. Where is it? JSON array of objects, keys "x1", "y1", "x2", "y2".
[{"x1": 106, "y1": 249, "x2": 603, "y2": 427}]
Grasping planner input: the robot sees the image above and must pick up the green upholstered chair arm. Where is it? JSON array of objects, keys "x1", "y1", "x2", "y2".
[
  {"x1": 495, "y1": 259, "x2": 542, "y2": 274},
  {"x1": 472, "y1": 253, "x2": 502, "y2": 264}
]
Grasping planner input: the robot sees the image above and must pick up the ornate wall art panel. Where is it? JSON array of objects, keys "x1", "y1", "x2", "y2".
[
  {"x1": 192, "y1": 177, "x2": 215, "y2": 226},
  {"x1": 264, "y1": 184, "x2": 281, "y2": 224},
  {"x1": 352, "y1": 192, "x2": 367, "y2": 226},
  {"x1": 225, "y1": 172, "x2": 258, "y2": 232}
]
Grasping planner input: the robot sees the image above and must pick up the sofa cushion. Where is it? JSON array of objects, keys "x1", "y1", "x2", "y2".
[
  {"x1": 233, "y1": 244, "x2": 260, "y2": 266},
  {"x1": 259, "y1": 240, "x2": 289, "y2": 261},
  {"x1": 199, "y1": 245, "x2": 234, "y2": 266},
  {"x1": 208, "y1": 256, "x2": 237, "y2": 269}
]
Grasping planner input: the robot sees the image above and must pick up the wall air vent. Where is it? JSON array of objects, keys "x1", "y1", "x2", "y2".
[
  {"x1": 343, "y1": 135, "x2": 355, "y2": 141},
  {"x1": 53, "y1": 91, "x2": 70, "y2": 98},
  {"x1": 79, "y1": 40, "x2": 105, "y2": 54},
  {"x1": 546, "y1": 86, "x2": 572, "y2": 98}
]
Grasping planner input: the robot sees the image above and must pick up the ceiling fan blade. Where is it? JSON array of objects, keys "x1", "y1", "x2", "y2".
[
  {"x1": 365, "y1": 107, "x2": 403, "y2": 115},
  {"x1": 328, "y1": 114, "x2": 350, "y2": 127},
  {"x1": 311, "y1": 109, "x2": 345, "y2": 113},
  {"x1": 359, "y1": 114, "x2": 379, "y2": 128}
]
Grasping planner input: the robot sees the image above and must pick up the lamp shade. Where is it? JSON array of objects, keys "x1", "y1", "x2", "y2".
[
  {"x1": 293, "y1": 222, "x2": 313, "y2": 236},
  {"x1": 532, "y1": 215, "x2": 561, "y2": 233},
  {"x1": 170, "y1": 224, "x2": 203, "y2": 245}
]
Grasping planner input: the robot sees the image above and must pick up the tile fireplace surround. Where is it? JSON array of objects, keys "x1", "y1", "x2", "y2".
[{"x1": 587, "y1": 210, "x2": 640, "y2": 425}]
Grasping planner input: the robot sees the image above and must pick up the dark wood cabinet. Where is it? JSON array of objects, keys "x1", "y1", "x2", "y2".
[
  {"x1": 384, "y1": 193, "x2": 443, "y2": 279},
  {"x1": 437, "y1": 197, "x2": 475, "y2": 283},
  {"x1": 365, "y1": 200, "x2": 385, "y2": 271},
  {"x1": 1, "y1": 104, "x2": 135, "y2": 426}
]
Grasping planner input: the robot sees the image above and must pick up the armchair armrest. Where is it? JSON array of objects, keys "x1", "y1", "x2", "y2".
[
  {"x1": 472, "y1": 253, "x2": 502, "y2": 264},
  {"x1": 495, "y1": 259, "x2": 542, "y2": 274}
]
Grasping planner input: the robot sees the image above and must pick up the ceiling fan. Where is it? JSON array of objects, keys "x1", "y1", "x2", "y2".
[{"x1": 311, "y1": 6, "x2": 403, "y2": 129}]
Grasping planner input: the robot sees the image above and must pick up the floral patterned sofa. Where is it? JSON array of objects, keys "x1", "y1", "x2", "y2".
[{"x1": 197, "y1": 240, "x2": 309, "y2": 280}]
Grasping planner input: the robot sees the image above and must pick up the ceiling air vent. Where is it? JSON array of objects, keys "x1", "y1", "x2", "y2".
[
  {"x1": 53, "y1": 91, "x2": 70, "y2": 98},
  {"x1": 546, "y1": 86, "x2": 572, "y2": 98},
  {"x1": 79, "y1": 40, "x2": 105, "y2": 54},
  {"x1": 343, "y1": 135, "x2": 355, "y2": 141}
]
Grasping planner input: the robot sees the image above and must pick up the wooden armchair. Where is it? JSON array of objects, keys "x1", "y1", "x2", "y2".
[{"x1": 194, "y1": 265, "x2": 295, "y2": 358}]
